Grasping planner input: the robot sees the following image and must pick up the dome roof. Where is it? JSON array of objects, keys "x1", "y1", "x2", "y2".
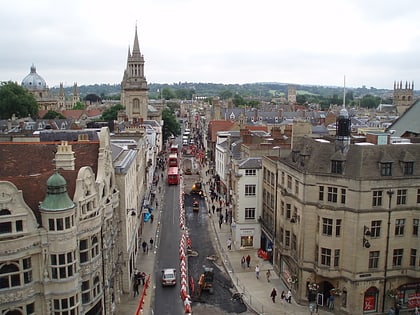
[
  {"x1": 21, "y1": 64, "x2": 47, "y2": 90},
  {"x1": 40, "y1": 171, "x2": 75, "y2": 211}
]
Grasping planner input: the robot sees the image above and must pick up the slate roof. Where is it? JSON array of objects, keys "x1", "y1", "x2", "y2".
[
  {"x1": 287, "y1": 137, "x2": 420, "y2": 180},
  {"x1": 386, "y1": 99, "x2": 420, "y2": 137},
  {"x1": 238, "y1": 157, "x2": 262, "y2": 169},
  {"x1": 0, "y1": 141, "x2": 99, "y2": 223}
]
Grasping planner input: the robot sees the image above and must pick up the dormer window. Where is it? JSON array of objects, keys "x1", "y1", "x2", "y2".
[
  {"x1": 380, "y1": 162, "x2": 392, "y2": 176},
  {"x1": 402, "y1": 161, "x2": 414, "y2": 175},
  {"x1": 331, "y1": 160, "x2": 343, "y2": 174}
]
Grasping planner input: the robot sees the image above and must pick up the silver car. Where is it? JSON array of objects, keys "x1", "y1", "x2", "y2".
[{"x1": 161, "y1": 268, "x2": 176, "y2": 286}]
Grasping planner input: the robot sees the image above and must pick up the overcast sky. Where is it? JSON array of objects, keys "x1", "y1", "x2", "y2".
[{"x1": 1, "y1": 0, "x2": 419, "y2": 89}]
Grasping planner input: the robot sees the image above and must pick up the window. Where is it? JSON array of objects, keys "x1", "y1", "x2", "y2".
[
  {"x1": 395, "y1": 219, "x2": 405, "y2": 236},
  {"x1": 413, "y1": 219, "x2": 419, "y2": 236},
  {"x1": 285, "y1": 230, "x2": 290, "y2": 247},
  {"x1": 392, "y1": 248, "x2": 403, "y2": 267},
  {"x1": 286, "y1": 204, "x2": 291, "y2": 219},
  {"x1": 319, "y1": 186, "x2": 324, "y2": 201},
  {"x1": 396, "y1": 189, "x2": 407, "y2": 205},
  {"x1": 410, "y1": 249, "x2": 417, "y2": 267},
  {"x1": 380, "y1": 162, "x2": 392, "y2": 176},
  {"x1": 341, "y1": 188, "x2": 346, "y2": 204},
  {"x1": 93, "y1": 276, "x2": 101, "y2": 298},
  {"x1": 335, "y1": 219, "x2": 342, "y2": 237},
  {"x1": 287, "y1": 175, "x2": 292, "y2": 190},
  {"x1": 82, "y1": 280, "x2": 90, "y2": 304},
  {"x1": 372, "y1": 191, "x2": 383, "y2": 207},
  {"x1": 281, "y1": 172, "x2": 285, "y2": 186},
  {"x1": 280, "y1": 228, "x2": 284, "y2": 244},
  {"x1": 321, "y1": 247, "x2": 331, "y2": 266},
  {"x1": 91, "y1": 236, "x2": 99, "y2": 258},
  {"x1": 53, "y1": 296, "x2": 79, "y2": 315},
  {"x1": 371, "y1": 220, "x2": 382, "y2": 238},
  {"x1": 51, "y1": 252, "x2": 76, "y2": 280},
  {"x1": 334, "y1": 249, "x2": 340, "y2": 267},
  {"x1": 295, "y1": 180, "x2": 299, "y2": 195},
  {"x1": 49, "y1": 218, "x2": 55, "y2": 231},
  {"x1": 245, "y1": 169, "x2": 256, "y2": 176},
  {"x1": 280, "y1": 201, "x2": 285, "y2": 216},
  {"x1": 244, "y1": 208, "x2": 255, "y2": 220},
  {"x1": 80, "y1": 239, "x2": 88, "y2": 263},
  {"x1": 369, "y1": 251, "x2": 380, "y2": 269},
  {"x1": 327, "y1": 187, "x2": 338, "y2": 203},
  {"x1": 291, "y1": 234, "x2": 297, "y2": 251},
  {"x1": 403, "y1": 162, "x2": 414, "y2": 175},
  {"x1": 0, "y1": 257, "x2": 32, "y2": 289},
  {"x1": 0, "y1": 221, "x2": 12, "y2": 234},
  {"x1": 322, "y1": 218, "x2": 333, "y2": 236},
  {"x1": 244, "y1": 185, "x2": 256, "y2": 196},
  {"x1": 331, "y1": 160, "x2": 343, "y2": 174},
  {"x1": 417, "y1": 189, "x2": 420, "y2": 204}
]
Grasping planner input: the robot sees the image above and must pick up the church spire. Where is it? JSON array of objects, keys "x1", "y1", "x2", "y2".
[{"x1": 132, "y1": 25, "x2": 141, "y2": 58}]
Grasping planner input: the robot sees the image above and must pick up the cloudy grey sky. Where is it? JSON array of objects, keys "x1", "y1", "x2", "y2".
[{"x1": 1, "y1": 0, "x2": 419, "y2": 89}]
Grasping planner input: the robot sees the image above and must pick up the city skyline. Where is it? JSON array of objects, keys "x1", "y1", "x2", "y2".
[{"x1": 1, "y1": 0, "x2": 419, "y2": 89}]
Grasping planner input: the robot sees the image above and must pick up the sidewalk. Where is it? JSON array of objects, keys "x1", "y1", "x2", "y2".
[
  {"x1": 115, "y1": 178, "x2": 163, "y2": 315},
  {"x1": 201, "y1": 165, "x2": 332, "y2": 315}
]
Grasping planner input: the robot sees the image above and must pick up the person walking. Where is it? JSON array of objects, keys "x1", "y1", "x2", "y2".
[
  {"x1": 212, "y1": 204, "x2": 215, "y2": 214},
  {"x1": 270, "y1": 288, "x2": 277, "y2": 302},
  {"x1": 142, "y1": 241, "x2": 148, "y2": 253},
  {"x1": 281, "y1": 290, "x2": 285, "y2": 303},
  {"x1": 227, "y1": 238, "x2": 232, "y2": 250},
  {"x1": 149, "y1": 237, "x2": 154, "y2": 249},
  {"x1": 246, "y1": 255, "x2": 251, "y2": 268},
  {"x1": 241, "y1": 256, "x2": 246, "y2": 269},
  {"x1": 286, "y1": 290, "x2": 292, "y2": 303},
  {"x1": 133, "y1": 279, "x2": 139, "y2": 297},
  {"x1": 255, "y1": 265, "x2": 260, "y2": 279},
  {"x1": 266, "y1": 269, "x2": 271, "y2": 283},
  {"x1": 150, "y1": 214, "x2": 154, "y2": 223}
]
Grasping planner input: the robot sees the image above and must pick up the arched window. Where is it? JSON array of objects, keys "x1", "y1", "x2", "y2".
[
  {"x1": 133, "y1": 99, "x2": 140, "y2": 114},
  {"x1": 0, "y1": 263, "x2": 20, "y2": 289},
  {"x1": 363, "y1": 286, "x2": 379, "y2": 313}
]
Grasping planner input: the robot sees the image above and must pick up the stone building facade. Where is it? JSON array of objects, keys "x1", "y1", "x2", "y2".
[
  {"x1": 393, "y1": 80, "x2": 414, "y2": 115},
  {"x1": 262, "y1": 133, "x2": 420, "y2": 314},
  {"x1": 0, "y1": 128, "x2": 120, "y2": 315}
]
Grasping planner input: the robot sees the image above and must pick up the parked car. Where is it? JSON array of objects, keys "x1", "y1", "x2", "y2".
[{"x1": 161, "y1": 268, "x2": 176, "y2": 286}]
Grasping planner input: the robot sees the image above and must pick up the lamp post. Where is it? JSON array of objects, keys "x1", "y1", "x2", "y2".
[{"x1": 381, "y1": 189, "x2": 394, "y2": 313}]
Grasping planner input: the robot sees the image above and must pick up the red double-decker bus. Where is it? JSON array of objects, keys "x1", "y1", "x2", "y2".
[
  {"x1": 167, "y1": 167, "x2": 179, "y2": 185},
  {"x1": 168, "y1": 153, "x2": 178, "y2": 167},
  {"x1": 170, "y1": 144, "x2": 179, "y2": 154}
]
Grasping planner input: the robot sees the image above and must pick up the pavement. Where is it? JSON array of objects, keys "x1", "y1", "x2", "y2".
[{"x1": 115, "y1": 162, "x2": 333, "y2": 315}]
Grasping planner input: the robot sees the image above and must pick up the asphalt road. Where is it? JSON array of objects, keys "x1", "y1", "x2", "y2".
[
  {"x1": 153, "y1": 184, "x2": 184, "y2": 315},
  {"x1": 185, "y1": 193, "x2": 253, "y2": 314}
]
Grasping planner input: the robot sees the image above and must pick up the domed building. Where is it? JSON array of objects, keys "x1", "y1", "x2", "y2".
[{"x1": 21, "y1": 64, "x2": 80, "y2": 111}]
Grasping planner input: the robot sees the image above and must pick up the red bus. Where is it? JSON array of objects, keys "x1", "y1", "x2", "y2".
[
  {"x1": 170, "y1": 144, "x2": 179, "y2": 154},
  {"x1": 167, "y1": 167, "x2": 179, "y2": 185},
  {"x1": 168, "y1": 153, "x2": 178, "y2": 167}
]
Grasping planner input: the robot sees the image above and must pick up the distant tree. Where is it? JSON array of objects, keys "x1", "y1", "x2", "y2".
[
  {"x1": 219, "y1": 90, "x2": 233, "y2": 100},
  {"x1": 296, "y1": 94, "x2": 307, "y2": 105},
  {"x1": 360, "y1": 94, "x2": 381, "y2": 108},
  {"x1": 162, "y1": 108, "x2": 181, "y2": 140},
  {"x1": 0, "y1": 81, "x2": 38, "y2": 119},
  {"x1": 247, "y1": 100, "x2": 259, "y2": 107},
  {"x1": 101, "y1": 104, "x2": 124, "y2": 121},
  {"x1": 72, "y1": 102, "x2": 86, "y2": 110},
  {"x1": 232, "y1": 94, "x2": 246, "y2": 106},
  {"x1": 162, "y1": 88, "x2": 176, "y2": 100},
  {"x1": 175, "y1": 89, "x2": 189, "y2": 100},
  {"x1": 43, "y1": 110, "x2": 65, "y2": 119}
]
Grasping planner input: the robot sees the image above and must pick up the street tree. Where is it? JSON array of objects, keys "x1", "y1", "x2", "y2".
[
  {"x1": 0, "y1": 81, "x2": 38, "y2": 119},
  {"x1": 162, "y1": 108, "x2": 180, "y2": 141},
  {"x1": 101, "y1": 104, "x2": 124, "y2": 121}
]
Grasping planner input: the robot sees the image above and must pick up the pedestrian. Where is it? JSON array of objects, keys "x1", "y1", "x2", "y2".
[
  {"x1": 156, "y1": 200, "x2": 159, "y2": 208},
  {"x1": 388, "y1": 307, "x2": 395, "y2": 315},
  {"x1": 150, "y1": 214, "x2": 154, "y2": 223},
  {"x1": 241, "y1": 256, "x2": 246, "y2": 269},
  {"x1": 133, "y1": 279, "x2": 139, "y2": 297},
  {"x1": 149, "y1": 237, "x2": 154, "y2": 249},
  {"x1": 286, "y1": 290, "x2": 292, "y2": 303},
  {"x1": 395, "y1": 303, "x2": 401, "y2": 315},
  {"x1": 227, "y1": 238, "x2": 232, "y2": 250},
  {"x1": 266, "y1": 270, "x2": 271, "y2": 283},
  {"x1": 142, "y1": 241, "x2": 148, "y2": 253},
  {"x1": 255, "y1": 265, "x2": 260, "y2": 279},
  {"x1": 246, "y1": 255, "x2": 251, "y2": 268},
  {"x1": 270, "y1": 288, "x2": 277, "y2": 303},
  {"x1": 414, "y1": 306, "x2": 419, "y2": 315},
  {"x1": 212, "y1": 204, "x2": 215, "y2": 214},
  {"x1": 281, "y1": 290, "x2": 285, "y2": 303},
  {"x1": 218, "y1": 218, "x2": 223, "y2": 229},
  {"x1": 328, "y1": 294, "x2": 334, "y2": 310},
  {"x1": 140, "y1": 272, "x2": 146, "y2": 285}
]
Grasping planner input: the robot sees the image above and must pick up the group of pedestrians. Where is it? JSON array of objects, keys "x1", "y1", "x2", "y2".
[{"x1": 132, "y1": 269, "x2": 147, "y2": 297}]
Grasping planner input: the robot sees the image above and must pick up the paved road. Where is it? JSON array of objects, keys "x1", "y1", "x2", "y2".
[{"x1": 153, "y1": 184, "x2": 184, "y2": 315}]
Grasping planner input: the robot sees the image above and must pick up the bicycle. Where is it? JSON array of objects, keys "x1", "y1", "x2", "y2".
[{"x1": 231, "y1": 292, "x2": 244, "y2": 304}]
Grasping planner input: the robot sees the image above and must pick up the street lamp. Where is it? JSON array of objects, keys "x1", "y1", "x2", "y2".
[
  {"x1": 381, "y1": 189, "x2": 394, "y2": 313},
  {"x1": 362, "y1": 226, "x2": 371, "y2": 248}
]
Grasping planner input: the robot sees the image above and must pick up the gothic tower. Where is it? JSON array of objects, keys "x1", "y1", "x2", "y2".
[
  {"x1": 121, "y1": 26, "x2": 149, "y2": 121},
  {"x1": 287, "y1": 84, "x2": 297, "y2": 104},
  {"x1": 393, "y1": 80, "x2": 414, "y2": 115}
]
